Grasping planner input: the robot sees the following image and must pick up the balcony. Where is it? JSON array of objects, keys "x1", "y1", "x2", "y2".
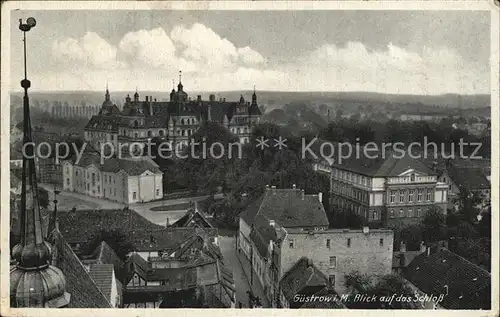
[{"x1": 387, "y1": 175, "x2": 436, "y2": 185}]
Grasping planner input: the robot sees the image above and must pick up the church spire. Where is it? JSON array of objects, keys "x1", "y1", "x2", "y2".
[
  {"x1": 11, "y1": 17, "x2": 70, "y2": 308},
  {"x1": 252, "y1": 85, "x2": 257, "y2": 106},
  {"x1": 178, "y1": 70, "x2": 183, "y2": 91},
  {"x1": 105, "y1": 84, "x2": 110, "y2": 102}
]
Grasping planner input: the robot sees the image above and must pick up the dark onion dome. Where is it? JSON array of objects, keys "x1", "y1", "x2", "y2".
[{"x1": 11, "y1": 263, "x2": 70, "y2": 307}]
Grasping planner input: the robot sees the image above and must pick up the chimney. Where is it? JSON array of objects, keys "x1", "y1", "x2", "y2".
[
  {"x1": 154, "y1": 98, "x2": 157, "y2": 102},
  {"x1": 209, "y1": 94, "x2": 215, "y2": 102},
  {"x1": 301, "y1": 189, "x2": 305, "y2": 200},
  {"x1": 146, "y1": 96, "x2": 149, "y2": 102},
  {"x1": 307, "y1": 258, "x2": 313, "y2": 267},
  {"x1": 223, "y1": 98, "x2": 226, "y2": 102},
  {"x1": 269, "y1": 220, "x2": 275, "y2": 228},
  {"x1": 400, "y1": 241, "x2": 406, "y2": 252},
  {"x1": 420, "y1": 241, "x2": 426, "y2": 253},
  {"x1": 318, "y1": 192, "x2": 323, "y2": 203},
  {"x1": 166, "y1": 218, "x2": 170, "y2": 228}
]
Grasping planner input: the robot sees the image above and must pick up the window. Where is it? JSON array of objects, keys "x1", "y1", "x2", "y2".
[
  {"x1": 390, "y1": 209, "x2": 395, "y2": 218},
  {"x1": 390, "y1": 191, "x2": 396, "y2": 203},
  {"x1": 76, "y1": 170, "x2": 78, "y2": 176},
  {"x1": 326, "y1": 239, "x2": 331, "y2": 248},
  {"x1": 289, "y1": 239, "x2": 294, "y2": 248},
  {"x1": 416, "y1": 209, "x2": 421, "y2": 217},
  {"x1": 329, "y1": 256, "x2": 337, "y2": 268},
  {"x1": 380, "y1": 238, "x2": 384, "y2": 246},
  {"x1": 328, "y1": 275, "x2": 335, "y2": 288},
  {"x1": 373, "y1": 210, "x2": 378, "y2": 220},
  {"x1": 92, "y1": 173, "x2": 95, "y2": 186},
  {"x1": 399, "y1": 190, "x2": 405, "y2": 203},
  {"x1": 156, "y1": 189, "x2": 160, "y2": 196},
  {"x1": 410, "y1": 173, "x2": 416, "y2": 182},
  {"x1": 408, "y1": 209, "x2": 413, "y2": 217},
  {"x1": 66, "y1": 178, "x2": 70, "y2": 185},
  {"x1": 148, "y1": 131, "x2": 152, "y2": 137},
  {"x1": 134, "y1": 120, "x2": 138, "y2": 127},
  {"x1": 426, "y1": 189, "x2": 432, "y2": 201},
  {"x1": 409, "y1": 190, "x2": 414, "y2": 202},
  {"x1": 97, "y1": 186, "x2": 100, "y2": 193},
  {"x1": 133, "y1": 192, "x2": 137, "y2": 200},
  {"x1": 443, "y1": 177, "x2": 447, "y2": 183},
  {"x1": 417, "y1": 189, "x2": 423, "y2": 202},
  {"x1": 399, "y1": 209, "x2": 404, "y2": 217},
  {"x1": 347, "y1": 238, "x2": 351, "y2": 247},
  {"x1": 134, "y1": 132, "x2": 138, "y2": 138},
  {"x1": 114, "y1": 189, "x2": 116, "y2": 196}
]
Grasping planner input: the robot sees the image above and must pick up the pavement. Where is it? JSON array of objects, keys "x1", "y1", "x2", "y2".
[
  {"x1": 219, "y1": 236, "x2": 253, "y2": 308},
  {"x1": 39, "y1": 183, "x2": 222, "y2": 226},
  {"x1": 235, "y1": 244, "x2": 270, "y2": 308}
]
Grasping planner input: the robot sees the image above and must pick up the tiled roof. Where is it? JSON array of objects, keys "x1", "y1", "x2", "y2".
[
  {"x1": 100, "y1": 157, "x2": 162, "y2": 176},
  {"x1": 84, "y1": 115, "x2": 121, "y2": 132},
  {"x1": 309, "y1": 139, "x2": 436, "y2": 177},
  {"x1": 249, "y1": 188, "x2": 329, "y2": 228},
  {"x1": 447, "y1": 166, "x2": 490, "y2": 190},
  {"x1": 50, "y1": 230, "x2": 111, "y2": 308},
  {"x1": 300, "y1": 288, "x2": 346, "y2": 309},
  {"x1": 403, "y1": 248, "x2": 491, "y2": 309},
  {"x1": 52, "y1": 208, "x2": 165, "y2": 245},
  {"x1": 146, "y1": 267, "x2": 198, "y2": 288},
  {"x1": 81, "y1": 241, "x2": 124, "y2": 277},
  {"x1": 239, "y1": 196, "x2": 264, "y2": 226},
  {"x1": 89, "y1": 264, "x2": 115, "y2": 302},
  {"x1": 171, "y1": 205, "x2": 214, "y2": 228},
  {"x1": 279, "y1": 257, "x2": 328, "y2": 302}
]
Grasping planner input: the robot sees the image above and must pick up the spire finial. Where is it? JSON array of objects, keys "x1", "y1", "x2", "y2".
[
  {"x1": 254, "y1": 85, "x2": 256, "y2": 94},
  {"x1": 179, "y1": 70, "x2": 182, "y2": 83}
]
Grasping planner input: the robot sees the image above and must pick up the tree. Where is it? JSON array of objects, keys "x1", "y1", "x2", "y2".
[
  {"x1": 37, "y1": 187, "x2": 49, "y2": 209},
  {"x1": 453, "y1": 188, "x2": 483, "y2": 224},
  {"x1": 421, "y1": 207, "x2": 446, "y2": 243},
  {"x1": 84, "y1": 228, "x2": 134, "y2": 261}
]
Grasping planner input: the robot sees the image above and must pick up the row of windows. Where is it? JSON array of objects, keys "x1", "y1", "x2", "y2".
[
  {"x1": 230, "y1": 127, "x2": 249, "y2": 134},
  {"x1": 389, "y1": 189, "x2": 433, "y2": 204},
  {"x1": 289, "y1": 237, "x2": 384, "y2": 250},
  {"x1": 331, "y1": 198, "x2": 379, "y2": 220},
  {"x1": 389, "y1": 208, "x2": 425, "y2": 218},
  {"x1": 331, "y1": 181, "x2": 369, "y2": 203},
  {"x1": 332, "y1": 169, "x2": 372, "y2": 187}
]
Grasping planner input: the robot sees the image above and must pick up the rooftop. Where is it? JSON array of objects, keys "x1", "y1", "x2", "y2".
[
  {"x1": 279, "y1": 257, "x2": 328, "y2": 302},
  {"x1": 403, "y1": 248, "x2": 491, "y2": 309}
]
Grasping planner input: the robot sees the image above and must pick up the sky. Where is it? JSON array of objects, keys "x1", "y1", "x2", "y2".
[{"x1": 10, "y1": 10, "x2": 491, "y2": 94}]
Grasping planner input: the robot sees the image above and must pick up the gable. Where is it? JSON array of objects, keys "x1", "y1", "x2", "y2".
[{"x1": 398, "y1": 169, "x2": 429, "y2": 177}]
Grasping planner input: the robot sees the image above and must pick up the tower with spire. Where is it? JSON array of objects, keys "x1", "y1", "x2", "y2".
[{"x1": 11, "y1": 17, "x2": 70, "y2": 308}]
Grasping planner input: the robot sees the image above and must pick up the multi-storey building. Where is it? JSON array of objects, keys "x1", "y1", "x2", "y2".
[
  {"x1": 62, "y1": 150, "x2": 163, "y2": 204},
  {"x1": 84, "y1": 79, "x2": 261, "y2": 155},
  {"x1": 313, "y1": 151, "x2": 448, "y2": 227},
  {"x1": 238, "y1": 186, "x2": 394, "y2": 307}
]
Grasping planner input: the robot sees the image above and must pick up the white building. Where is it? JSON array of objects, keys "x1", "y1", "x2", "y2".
[{"x1": 62, "y1": 151, "x2": 163, "y2": 204}]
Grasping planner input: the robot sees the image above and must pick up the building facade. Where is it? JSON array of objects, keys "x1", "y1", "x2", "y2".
[
  {"x1": 313, "y1": 153, "x2": 448, "y2": 227},
  {"x1": 62, "y1": 151, "x2": 163, "y2": 204},
  {"x1": 238, "y1": 187, "x2": 394, "y2": 307}
]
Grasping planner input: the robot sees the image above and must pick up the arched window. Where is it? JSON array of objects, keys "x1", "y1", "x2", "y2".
[{"x1": 181, "y1": 119, "x2": 185, "y2": 125}]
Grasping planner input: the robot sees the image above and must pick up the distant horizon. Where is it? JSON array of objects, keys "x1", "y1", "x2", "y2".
[{"x1": 9, "y1": 89, "x2": 491, "y2": 97}]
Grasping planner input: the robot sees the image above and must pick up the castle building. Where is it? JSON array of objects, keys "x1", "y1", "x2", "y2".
[{"x1": 84, "y1": 78, "x2": 261, "y2": 155}]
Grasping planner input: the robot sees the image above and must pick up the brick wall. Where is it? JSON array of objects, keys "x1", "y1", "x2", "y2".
[{"x1": 280, "y1": 229, "x2": 394, "y2": 294}]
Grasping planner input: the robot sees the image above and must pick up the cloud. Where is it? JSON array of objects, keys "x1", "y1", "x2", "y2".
[
  {"x1": 42, "y1": 25, "x2": 487, "y2": 94},
  {"x1": 51, "y1": 32, "x2": 120, "y2": 69}
]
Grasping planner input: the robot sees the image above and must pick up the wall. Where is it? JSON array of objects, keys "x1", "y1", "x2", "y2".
[
  {"x1": 238, "y1": 218, "x2": 252, "y2": 260},
  {"x1": 280, "y1": 229, "x2": 394, "y2": 295}
]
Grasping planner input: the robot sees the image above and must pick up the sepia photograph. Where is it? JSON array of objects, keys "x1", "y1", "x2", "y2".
[{"x1": 1, "y1": 1, "x2": 498, "y2": 315}]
